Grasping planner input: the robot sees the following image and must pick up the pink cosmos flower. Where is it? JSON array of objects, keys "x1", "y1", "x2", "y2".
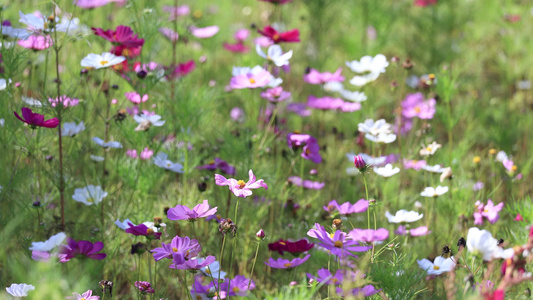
[
  {"x1": 223, "y1": 42, "x2": 250, "y2": 53},
  {"x1": 234, "y1": 29, "x2": 249, "y2": 42},
  {"x1": 394, "y1": 226, "x2": 431, "y2": 236},
  {"x1": 403, "y1": 159, "x2": 427, "y2": 170},
  {"x1": 163, "y1": 5, "x2": 190, "y2": 20},
  {"x1": 31, "y1": 250, "x2": 68, "y2": 262},
  {"x1": 125, "y1": 92, "x2": 148, "y2": 104},
  {"x1": 190, "y1": 26, "x2": 219, "y2": 38},
  {"x1": 59, "y1": 238, "x2": 106, "y2": 261},
  {"x1": 14, "y1": 107, "x2": 59, "y2": 129},
  {"x1": 230, "y1": 107, "x2": 245, "y2": 122},
  {"x1": 126, "y1": 149, "x2": 138, "y2": 158},
  {"x1": 167, "y1": 200, "x2": 217, "y2": 221},
  {"x1": 71, "y1": 290, "x2": 99, "y2": 300},
  {"x1": 307, "y1": 95, "x2": 361, "y2": 112},
  {"x1": 125, "y1": 222, "x2": 162, "y2": 240},
  {"x1": 323, "y1": 199, "x2": 369, "y2": 215},
  {"x1": 151, "y1": 235, "x2": 201, "y2": 261},
  {"x1": 415, "y1": 0, "x2": 437, "y2": 7},
  {"x1": 474, "y1": 199, "x2": 504, "y2": 225},
  {"x1": 17, "y1": 35, "x2": 52, "y2": 50},
  {"x1": 503, "y1": 159, "x2": 515, "y2": 172},
  {"x1": 304, "y1": 68, "x2": 344, "y2": 84},
  {"x1": 287, "y1": 176, "x2": 325, "y2": 190},
  {"x1": 260, "y1": 86, "x2": 291, "y2": 102},
  {"x1": 140, "y1": 148, "x2": 153, "y2": 160},
  {"x1": 215, "y1": 169, "x2": 268, "y2": 198},
  {"x1": 401, "y1": 92, "x2": 436, "y2": 119},
  {"x1": 48, "y1": 95, "x2": 79, "y2": 108},
  {"x1": 230, "y1": 66, "x2": 272, "y2": 89},
  {"x1": 254, "y1": 36, "x2": 274, "y2": 48},
  {"x1": 92, "y1": 25, "x2": 144, "y2": 48},
  {"x1": 170, "y1": 60, "x2": 196, "y2": 78},
  {"x1": 134, "y1": 281, "x2": 154, "y2": 294},
  {"x1": 76, "y1": 0, "x2": 118, "y2": 9},
  {"x1": 348, "y1": 228, "x2": 389, "y2": 242},
  {"x1": 515, "y1": 214, "x2": 524, "y2": 221},
  {"x1": 159, "y1": 27, "x2": 179, "y2": 42},
  {"x1": 265, "y1": 254, "x2": 311, "y2": 269}
]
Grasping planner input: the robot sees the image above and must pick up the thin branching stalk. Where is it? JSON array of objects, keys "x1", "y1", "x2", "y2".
[{"x1": 248, "y1": 242, "x2": 260, "y2": 291}]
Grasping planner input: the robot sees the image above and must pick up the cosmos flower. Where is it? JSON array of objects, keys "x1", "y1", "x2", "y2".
[
  {"x1": 323, "y1": 199, "x2": 369, "y2": 215},
  {"x1": 198, "y1": 258, "x2": 226, "y2": 280},
  {"x1": 306, "y1": 95, "x2": 361, "y2": 112},
  {"x1": 307, "y1": 269, "x2": 347, "y2": 285},
  {"x1": 422, "y1": 164, "x2": 445, "y2": 173},
  {"x1": 6, "y1": 283, "x2": 35, "y2": 298},
  {"x1": 223, "y1": 42, "x2": 249, "y2": 53},
  {"x1": 59, "y1": 238, "x2": 106, "y2": 261},
  {"x1": 17, "y1": 34, "x2": 52, "y2": 50},
  {"x1": 125, "y1": 92, "x2": 148, "y2": 104},
  {"x1": 286, "y1": 103, "x2": 311, "y2": 116},
  {"x1": 415, "y1": 0, "x2": 437, "y2": 7},
  {"x1": 80, "y1": 52, "x2": 125, "y2": 69},
  {"x1": 403, "y1": 159, "x2": 427, "y2": 170},
  {"x1": 190, "y1": 26, "x2": 219, "y2": 38},
  {"x1": 394, "y1": 225, "x2": 431, "y2": 236},
  {"x1": 197, "y1": 158, "x2": 236, "y2": 175},
  {"x1": 259, "y1": 0, "x2": 293, "y2": 4},
  {"x1": 348, "y1": 228, "x2": 389, "y2": 243},
  {"x1": 134, "y1": 281, "x2": 154, "y2": 294},
  {"x1": 72, "y1": 185, "x2": 107, "y2": 206},
  {"x1": 167, "y1": 200, "x2": 217, "y2": 222},
  {"x1": 14, "y1": 107, "x2": 59, "y2": 128},
  {"x1": 466, "y1": 227, "x2": 514, "y2": 261},
  {"x1": 419, "y1": 141, "x2": 441, "y2": 156},
  {"x1": 151, "y1": 235, "x2": 201, "y2": 261},
  {"x1": 373, "y1": 164, "x2": 400, "y2": 177},
  {"x1": 215, "y1": 169, "x2": 268, "y2": 198},
  {"x1": 92, "y1": 137, "x2": 122, "y2": 148},
  {"x1": 215, "y1": 276, "x2": 256, "y2": 297},
  {"x1": 308, "y1": 224, "x2": 371, "y2": 258},
  {"x1": 385, "y1": 210, "x2": 423, "y2": 223},
  {"x1": 257, "y1": 26, "x2": 300, "y2": 43},
  {"x1": 62, "y1": 122, "x2": 85, "y2": 137},
  {"x1": 265, "y1": 254, "x2": 311, "y2": 269},
  {"x1": 323, "y1": 81, "x2": 344, "y2": 93},
  {"x1": 71, "y1": 290, "x2": 100, "y2": 300},
  {"x1": 336, "y1": 285, "x2": 380, "y2": 297},
  {"x1": 287, "y1": 176, "x2": 325, "y2": 189},
  {"x1": 339, "y1": 89, "x2": 367, "y2": 102},
  {"x1": 29, "y1": 232, "x2": 66, "y2": 252},
  {"x1": 133, "y1": 114, "x2": 165, "y2": 131},
  {"x1": 304, "y1": 68, "x2": 344, "y2": 85},
  {"x1": 420, "y1": 186, "x2": 448, "y2": 197},
  {"x1": 346, "y1": 54, "x2": 388, "y2": 86},
  {"x1": 1, "y1": 23, "x2": 31, "y2": 39},
  {"x1": 260, "y1": 86, "x2": 291, "y2": 102},
  {"x1": 163, "y1": 5, "x2": 190, "y2": 20},
  {"x1": 230, "y1": 66, "x2": 273, "y2": 89},
  {"x1": 92, "y1": 25, "x2": 144, "y2": 48},
  {"x1": 153, "y1": 152, "x2": 184, "y2": 173},
  {"x1": 268, "y1": 239, "x2": 314, "y2": 255},
  {"x1": 402, "y1": 92, "x2": 436, "y2": 119},
  {"x1": 159, "y1": 27, "x2": 179, "y2": 42},
  {"x1": 170, "y1": 255, "x2": 217, "y2": 271},
  {"x1": 49, "y1": 95, "x2": 79, "y2": 108},
  {"x1": 19, "y1": 11, "x2": 76, "y2": 33},
  {"x1": 358, "y1": 119, "x2": 392, "y2": 136},
  {"x1": 473, "y1": 199, "x2": 504, "y2": 225},
  {"x1": 169, "y1": 60, "x2": 196, "y2": 78},
  {"x1": 256, "y1": 44, "x2": 293, "y2": 66},
  {"x1": 125, "y1": 222, "x2": 162, "y2": 240},
  {"x1": 417, "y1": 256, "x2": 455, "y2": 276}
]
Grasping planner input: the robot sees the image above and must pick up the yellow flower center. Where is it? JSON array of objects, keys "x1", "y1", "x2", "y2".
[
  {"x1": 146, "y1": 228, "x2": 154, "y2": 235},
  {"x1": 511, "y1": 165, "x2": 517, "y2": 171},
  {"x1": 172, "y1": 247, "x2": 178, "y2": 252},
  {"x1": 279, "y1": 241, "x2": 286, "y2": 246},
  {"x1": 426, "y1": 147, "x2": 432, "y2": 152},
  {"x1": 86, "y1": 198, "x2": 94, "y2": 203},
  {"x1": 284, "y1": 262, "x2": 292, "y2": 267},
  {"x1": 80, "y1": 298, "x2": 86, "y2": 300},
  {"x1": 233, "y1": 287, "x2": 240, "y2": 293},
  {"x1": 249, "y1": 78, "x2": 256, "y2": 84},
  {"x1": 205, "y1": 267, "x2": 211, "y2": 274},
  {"x1": 473, "y1": 156, "x2": 481, "y2": 164},
  {"x1": 414, "y1": 106, "x2": 421, "y2": 113},
  {"x1": 208, "y1": 160, "x2": 215, "y2": 165},
  {"x1": 122, "y1": 48, "x2": 131, "y2": 56},
  {"x1": 433, "y1": 265, "x2": 440, "y2": 270},
  {"x1": 483, "y1": 209, "x2": 489, "y2": 213},
  {"x1": 167, "y1": 163, "x2": 172, "y2": 167},
  {"x1": 428, "y1": 74, "x2": 436, "y2": 80},
  {"x1": 100, "y1": 60, "x2": 109, "y2": 66},
  {"x1": 334, "y1": 241, "x2": 343, "y2": 248},
  {"x1": 237, "y1": 180, "x2": 246, "y2": 189},
  {"x1": 273, "y1": 34, "x2": 280, "y2": 41}
]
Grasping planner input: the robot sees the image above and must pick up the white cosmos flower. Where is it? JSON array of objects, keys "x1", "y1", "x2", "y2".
[
  {"x1": 323, "y1": 82, "x2": 344, "y2": 93},
  {"x1": 267, "y1": 76, "x2": 283, "y2": 88},
  {"x1": 340, "y1": 89, "x2": 367, "y2": 102},
  {"x1": 422, "y1": 164, "x2": 445, "y2": 173},
  {"x1": 92, "y1": 137, "x2": 122, "y2": 148},
  {"x1": 417, "y1": 256, "x2": 456, "y2": 276},
  {"x1": 81, "y1": 52, "x2": 126, "y2": 69},
  {"x1": 21, "y1": 96, "x2": 43, "y2": 107},
  {"x1": 153, "y1": 152, "x2": 184, "y2": 173},
  {"x1": 0, "y1": 78, "x2": 12, "y2": 91},
  {"x1": 6, "y1": 283, "x2": 35, "y2": 298},
  {"x1": 19, "y1": 11, "x2": 77, "y2": 33},
  {"x1": 346, "y1": 54, "x2": 388, "y2": 86},
  {"x1": 358, "y1": 119, "x2": 392, "y2": 136},
  {"x1": 115, "y1": 218, "x2": 135, "y2": 230},
  {"x1": 0, "y1": 119, "x2": 4, "y2": 127},
  {"x1": 346, "y1": 153, "x2": 387, "y2": 166},
  {"x1": 1, "y1": 24, "x2": 31, "y2": 40},
  {"x1": 62, "y1": 121, "x2": 85, "y2": 137},
  {"x1": 72, "y1": 185, "x2": 107, "y2": 206},
  {"x1": 365, "y1": 132, "x2": 396, "y2": 144},
  {"x1": 385, "y1": 210, "x2": 423, "y2": 223},
  {"x1": 29, "y1": 232, "x2": 66, "y2": 251},
  {"x1": 495, "y1": 151, "x2": 509, "y2": 162},
  {"x1": 90, "y1": 155, "x2": 105, "y2": 162},
  {"x1": 420, "y1": 186, "x2": 449, "y2": 197},
  {"x1": 256, "y1": 44, "x2": 292, "y2": 67},
  {"x1": 133, "y1": 114, "x2": 165, "y2": 131},
  {"x1": 374, "y1": 164, "x2": 400, "y2": 177},
  {"x1": 419, "y1": 141, "x2": 441, "y2": 156},
  {"x1": 466, "y1": 227, "x2": 515, "y2": 261},
  {"x1": 198, "y1": 258, "x2": 227, "y2": 280}
]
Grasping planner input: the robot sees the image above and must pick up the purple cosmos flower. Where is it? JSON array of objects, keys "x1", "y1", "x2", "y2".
[
  {"x1": 286, "y1": 103, "x2": 311, "y2": 116},
  {"x1": 71, "y1": 290, "x2": 99, "y2": 300},
  {"x1": 48, "y1": 95, "x2": 79, "y2": 108},
  {"x1": 151, "y1": 235, "x2": 201, "y2": 261},
  {"x1": 401, "y1": 92, "x2": 436, "y2": 119},
  {"x1": 230, "y1": 66, "x2": 272, "y2": 89},
  {"x1": 307, "y1": 223, "x2": 370, "y2": 258},
  {"x1": 323, "y1": 199, "x2": 369, "y2": 215},
  {"x1": 307, "y1": 269, "x2": 345, "y2": 285},
  {"x1": 14, "y1": 107, "x2": 59, "y2": 129},
  {"x1": 304, "y1": 68, "x2": 344, "y2": 84},
  {"x1": 163, "y1": 5, "x2": 190, "y2": 20},
  {"x1": 167, "y1": 200, "x2": 217, "y2": 222},
  {"x1": 302, "y1": 139, "x2": 323, "y2": 163},
  {"x1": 216, "y1": 275, "x2": 256, "y2": 297},
  {"x1": 125, "y1": 222, "x2": 162, "y2": 240},
  {"x1": 134, "y1": 281, "x2": 155, "y2": 294},
  {"x1": 191, "y1": 275, "x2": 217, "y2": 299},
  {"x1": 348, "y1": 228, "x2": 389, "y2": 242},
  {"x1": 260, "y1": 86, "x2": 291, "y2": 102},
  {"x1": 215, "y1": 169, "x2": 268, "y2": 198},
  {"x1": 59, "y1": 238, "x2": 106, "y2": 262},
  {"x1": 170, "y1": 255, "x2": 216, "y2": 270},
  {"x1": 403, "y1": 159, "x2": 427, "y2": 170},
  {"x1": 287, "y1": 133, "x2": 312, "y2": 147},
  {"x1": 197, "y1": 158, "x2": 236, "y2": 175},
  {"x1": 394, "y1": 226, "x2": 431, "y2": 236},
  {"x1": 336, "y1": 285, "x2": 380, "y2": 297},
  {"x1": 307, "y1": 95, "x2": 361, "y2": 112},
  {"x1": 287, "y1": 176, "x2": 325, "y2": 189},
  {"x1": 473, "y1": 181, "x2": 484, "y2": 191},
  {"x1": 265, "y1": 254, "x2": 311, "y2": 269},
  {"x1": 474, "y1": 199, "x2": 504, "y2": 225}
]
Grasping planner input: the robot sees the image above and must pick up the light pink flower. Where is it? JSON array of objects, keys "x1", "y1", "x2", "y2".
[
  {"x1": 403, "y1": 159, "x2": 427, "y2": 170},
  {"x1": 215, "y1": 169, "x2": 268, "y2": 198},
  {"x1": 159, "y1": 27, "x2": 179, "y2": 42},
  {"x1": 18, "y1": 35, "x2": 53, "y2": 50},
  {"x1": 140, "y1": 148, "x2": 153, "y2": 160},
  {"x1": 230, "y1": 67, "x2": 272, "y2": 89},
  {"x1": 235, "y1": 29, "x2": 250, "y2": 42},
  {"x1": 474, "y1": 199, "x2": 504, "y2": 225},
  {"x1": 125, "y1": 92, "x2": 148, "y2": 104},
  {"x1": 163, "y1": 5, "x2": 190, "y2": 20},
  {"x1": 304, "y1": 68, "x2": 344, "y2": 84},
  {"x1": 190, "y1": 26, "x2": 219, "y2": 38}
]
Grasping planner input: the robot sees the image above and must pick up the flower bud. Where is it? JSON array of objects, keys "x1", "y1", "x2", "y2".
[
  {"x1": 256, "y1": 229, "x2": 265, "y2": 240},
  {"x1": 354, "y1": 155, "x2": 367, "y2": 171}
]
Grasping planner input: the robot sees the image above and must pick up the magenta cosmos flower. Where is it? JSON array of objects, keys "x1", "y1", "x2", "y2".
[
  {"x1": 125, "y1": 222, "x2": 162, "y2": 240},
  {"x1": 258, "y1": 26, "x2": 300, "y2": 43},
  {"x1": 197, "y1": 157, "x2": 236, "y2": 175},
  {"x1": 167, "y1": 200, "x2": 217, "y2": 222},
  {"x1": 92, "y1": 25, "x2": 144, "y2": 48},
  {"x1": 304, "y1": 68, "x2": 344, "y2": 84},
  {"x1": 230, "y1": 66, "x2": 273, "y2": 89},
  {"x1": 59, "y1": 238, "x2": 106, "y2": 261},
  {"x1": 71, "y1": 289, "x2": 99, "y2": 300},
  {"x1": 18, "y1": 35, "x2": 53, "y2": 50},
  {"x1": 415, "y1": 0, "x2": 437, "y2": 7},
  {"x1": 401, "y1": 92, "x2": 436, "y2": 119},
  {"x1": 265, "y1": 254, "x2": 311, "y2": 269},
  {"x1": 125, "y1": 92, "x2": 148, "y2": 104},
  {"x1": 14, "y1": 107, "x2": 59, "y2": 128},
  {"x1": 474, "y1": 199, "x2": 504, "y2": 225},
  {"x1": 323, "y1": 199, "x2": 369, "y2": 215},
  {"x1": 169, "y1": 60, "x2": 196, "y2": 79},
  {"x1": 224, "y1": 42, "x2": 250, "y2": 53},
  {"x1": 215, "y1": 169, "x2": 268, "y2": 198},
  {"x1": 135, "y1": 281, "x2": 155, "y2": 294},
  {"x1": 151, "y1": 235, "x2": 201, "y2": 261},
  {"x1": 348, "y1": 228, "x2": 389, "y2": 243}
]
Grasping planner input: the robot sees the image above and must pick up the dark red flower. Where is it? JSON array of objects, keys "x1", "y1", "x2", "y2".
[
  {"x1": 125, "y1": 222, "x2": 162, "y2": 240},
  {"x1": 257, "y1": 26, "x2": 300, "y2": 44},
  {"x1": 92, "y1": 25, "x2": 145, "y2": 48},
  {"x1": 14, "y1": 107, "x2": 59, "y2": 129},
  {"x1": 268, "y1": 239, "x2": 314, "y2": 256},
  {"x1": 111, "y1": 44, "x2": 142, "y2": 58}
]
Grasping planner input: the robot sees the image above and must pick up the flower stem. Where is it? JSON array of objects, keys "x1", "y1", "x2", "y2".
[
  {"x1": 184, "y1": 271, "x2": 193, "y2": 300},
  {"x1": 216, "y1": 235, "x2": 227, "y2": 300},
  {"x1": 53, "y1": 14, "x2": 65, "y2": 230},
  {"x1": 248, "y1": 242, "x2": 260, "y2": 291},
  {"x1": 170, "y1": 0, "x2": 178, "y2": 100},
  {"x1": 363, "y1": 174, "x2": 370, "y2": 229}
]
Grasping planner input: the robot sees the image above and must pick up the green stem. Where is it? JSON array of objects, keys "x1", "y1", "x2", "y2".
[
  {"x1": 363, "y1": 174, "x2": 370, "y2": 229},
  {"x1": 216, "y1": 235, "x2": 227, "y2": 300},
  {"x1": 248, "y1": 242, "x2": 260, "y2": 291}
]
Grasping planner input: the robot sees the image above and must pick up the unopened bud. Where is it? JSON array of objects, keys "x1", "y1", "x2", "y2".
[
  {"x1": 402, "y1": 59, "x2": 413, "y2": 70},
  {"x1": 354, "y1": 155, "x2": 367, "y2": 171},
  {"x1": 256, "y1": 229, "x2": 265, "y2": 240}
]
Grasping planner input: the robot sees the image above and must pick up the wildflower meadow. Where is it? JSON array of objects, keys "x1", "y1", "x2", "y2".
[{"x1": 2, "y1": 0, "x2": 533, "y2": 299}]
